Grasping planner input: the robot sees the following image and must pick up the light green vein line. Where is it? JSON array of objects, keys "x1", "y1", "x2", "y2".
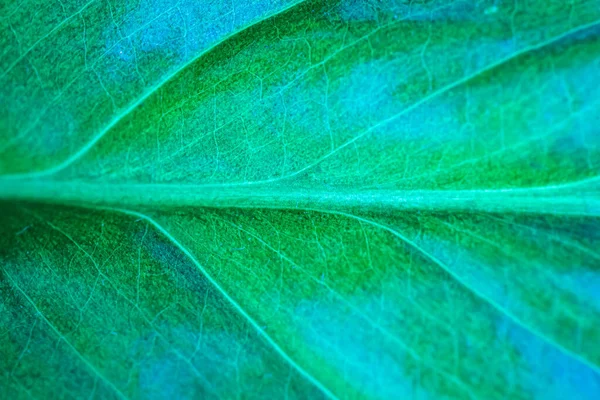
[
  {"x1": 219, "y1": 217, "x2": 477, "y2": 399},
  {"x1": 485, "y1": 214, "x2": 600, "y2": 260},
  {"x1": 0, "y1": 0, "x2": 98, "y2": 79},
  {"x1": 0, "y1": 0, "x2": 24, "y2": 23},
  {"x1": 1, "y1": 266, "x2": 129, "y2": 400},
  {"x1": 2, "y1": 0, "x2": 309, "y2": 180},
  {"x1": 105, "y1": 207, "x2": 339, "y2": 400},
  {"x1": 23, "y1": 209, "x2": 219, "y2": 394},
  {"x1": 0, "y1": 180, "x2": 597, "y2": 216},
  {"x1": 311, "y1": 208, "x2": 600, "y2": 377},
  {"x1": 8, "y1": 14, "x2": 599, "y2": 188},
  {"x1": 257, "y1": 16, "x2": 600, "y2": 185},
  {"x1": 10, "y1": 374, "x2": 39, "y2": 400}
]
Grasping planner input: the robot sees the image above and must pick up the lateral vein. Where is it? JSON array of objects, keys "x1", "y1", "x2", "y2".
[{"x1": 105, "y1": 207, "x2": 339, "y2": 400}]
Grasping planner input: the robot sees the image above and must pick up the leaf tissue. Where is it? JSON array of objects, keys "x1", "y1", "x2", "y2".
[{"x1": 1, "y1": 0, "x2": 600, "y2": 398}]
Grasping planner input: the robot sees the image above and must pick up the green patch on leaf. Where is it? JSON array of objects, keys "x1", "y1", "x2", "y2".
[{"x1": 1, "y1": 0, "x2": 600, "y2": 398}]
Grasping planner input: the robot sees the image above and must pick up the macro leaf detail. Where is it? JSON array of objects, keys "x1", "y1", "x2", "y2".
[{"x1": 1, "y1": 0, "x2": 600, "y2": 399}]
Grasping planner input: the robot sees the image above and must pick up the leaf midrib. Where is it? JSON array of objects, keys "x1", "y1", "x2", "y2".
[{"x1": 1, "y1": 178, "x2": 598, "y2": 215}]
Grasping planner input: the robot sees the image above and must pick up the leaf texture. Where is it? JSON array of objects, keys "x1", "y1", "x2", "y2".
[{"x1": 1, "y1": 0, "x2": 600, "y2": 399}]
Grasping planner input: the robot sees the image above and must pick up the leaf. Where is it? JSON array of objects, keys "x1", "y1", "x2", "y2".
[{"x1": 1, "y1": 0, "x2": 600, "y2": 398}]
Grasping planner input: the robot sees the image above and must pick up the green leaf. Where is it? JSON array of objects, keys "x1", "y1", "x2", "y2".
[{"x1": 1, "y1": 0, "x2": 600, "y2": 398}]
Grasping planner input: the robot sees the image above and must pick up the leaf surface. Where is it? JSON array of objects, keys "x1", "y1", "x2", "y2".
[{"x1": 1, "y1": 0, "x2": 600, "y2": 399}]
